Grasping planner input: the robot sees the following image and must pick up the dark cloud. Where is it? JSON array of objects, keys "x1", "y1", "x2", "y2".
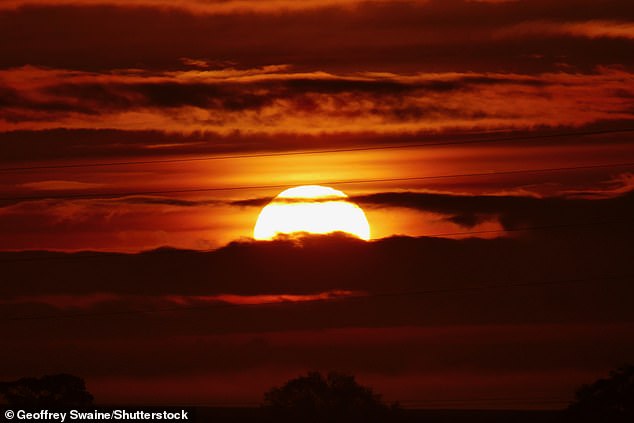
[
  {"x1": 0, "y1": 128, "x2": 269, "y2": 164},
  {"x1": 231, "y1": 197, "x2": 273, "y2": 208},
  {"x1": 352, "y1": 189, "x2": 634, "y2": 229},
  {"x1": 0, "y1": 84, "x2": 90, "y2": 114},
  {"x1": 1, "y1": 59, "x2": 631, "y2": 145},
  {"x1": 0, "y1": 85, "x2": 21, "y2": 107},
  {"x1": 5, "y1": 75, "x2": 548, "y2": 117},
  {"x1": 230, "y1": 189, "x2": 634, "y2": 230},
  {"x1": 1, "y1": 1, "x2": 633, "y2": 73},
  {"x1": 2, "y1": 220, "x2": 632, "y2": 300},
  {"x1": 117, "y1": 196, "x2": 219, "y2": 207},
  {"x1": 230, "y1": 196, "x2": 354, "y2": 207}
]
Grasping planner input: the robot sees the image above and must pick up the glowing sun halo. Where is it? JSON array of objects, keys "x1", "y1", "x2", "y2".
[{"x1": 253, "y1": 185, "x2": 371, "y2": 240}]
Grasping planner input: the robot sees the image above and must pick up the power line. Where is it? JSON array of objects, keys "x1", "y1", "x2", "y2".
[
  {"x1": 0, "y1": 218, "x2": 630, "y2": 265},
  {"x1": 3, "y1": 161, "x2": 633, "y2": 203},
  {"x1": 1, "y1": 127, "x2": 633, "y2": 173},
  {"x1": 3, "y1": 274, "x2": 630, "y2": 322}
]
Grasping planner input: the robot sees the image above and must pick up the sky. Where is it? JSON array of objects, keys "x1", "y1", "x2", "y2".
[{"x1": 1, "y1": 0, "x2": 634, "y2": 410}]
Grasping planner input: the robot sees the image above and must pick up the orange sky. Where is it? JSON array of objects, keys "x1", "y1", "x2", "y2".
[
  {"x1": 2, "y1": 0, "x2": 634, "y2": 411},
  {"x1": 2, "y1": 138, "x2": 633, "y2": 251}
]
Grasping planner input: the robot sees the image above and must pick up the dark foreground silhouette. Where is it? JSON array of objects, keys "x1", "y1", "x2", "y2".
[
  {"x1": 566, "y1": 365, "x2": 634, "y2": 423},
  {"x1": 262, "y1": 371, "x2": 400, "y2": 422},
  {"x1": 2, "y1": 366, "x2": 631, "y2": 422},
  {"x1": 0, "y1": 374, "x2": 93, "y2": 407}
]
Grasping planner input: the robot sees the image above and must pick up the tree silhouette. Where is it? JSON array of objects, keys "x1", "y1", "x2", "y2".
[
  {"x1": 0, "y1": 374, "x2": 93, "y2": 407},
  {"x1": 263, "y1": 371, "x2": 399, "y2": 422},
  {"x1": 567, "y1": 365, "x2": 634, "y2": 422}
]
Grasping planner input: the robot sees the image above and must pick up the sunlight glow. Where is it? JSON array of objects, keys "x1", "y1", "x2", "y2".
[{"x1": 253, "y1": 185, "x2": 371, "y2": 240}]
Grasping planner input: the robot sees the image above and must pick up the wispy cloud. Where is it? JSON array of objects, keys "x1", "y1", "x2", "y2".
[
  {"x1": 21, "y1": 180, "x2": 105, "y2": 191},
  {"x1": 2, "y1": 66, "x2": 633, "y2": 135},
  {"x1": 0, "y1": 0, "x2": 418, "y2": 14},
  {"x1": 498, "y1": 20, "x2": 634, "y2": 41},
  {"x1": 0, "y1": 289, "x2": 361, "y2": 309}
]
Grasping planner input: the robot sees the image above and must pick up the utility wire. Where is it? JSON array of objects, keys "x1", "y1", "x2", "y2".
[
  {"x1": 1, "y1": 127, "x2": 633, "y2": 173},
  {"x1": 3, "y1": 274, "x2": 631, "y2": 322},
  {"x1": 3, "y1": 161, "x2": 633, "y2": 203}
]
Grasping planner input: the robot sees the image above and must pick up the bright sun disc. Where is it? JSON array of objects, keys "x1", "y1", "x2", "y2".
[{"x1": 253, "y1": 185, "x2": 371, "y2": 240}]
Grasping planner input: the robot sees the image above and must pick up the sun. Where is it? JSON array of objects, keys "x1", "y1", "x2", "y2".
[{"x1": 253, "y1": 185, "x2": 371, "y2": 240}]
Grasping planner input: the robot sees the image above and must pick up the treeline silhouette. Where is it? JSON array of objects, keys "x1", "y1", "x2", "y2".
[
  {"x1": 262, "y1": 371, "x2": 400, "y2": 422},
  {"x1": 566, "y1": 365, "x2": 634, "y2": 423},
  {"x1": 0, "y1": 374, "x2": 93, "y2": 407},
  {"x1": 1, "y1": 366, "x2": 632, "y2": 422}
]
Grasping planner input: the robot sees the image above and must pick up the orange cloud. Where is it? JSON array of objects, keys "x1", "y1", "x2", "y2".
[
  {"x1": 0, "y1": 0, "x2": 430, "y2": 14},
  {"x1": 166, "y1": 290, "x2": 363, "y2": 305},
  {"x1": 1, "y1": 66, "x2": 633, "y2": 134},
  {"x1": 0, "y1": 290, "x2": 362, "y2": 310},
  {"x1": 499, "y1": 20, "x2": 634, "y2": 40}
]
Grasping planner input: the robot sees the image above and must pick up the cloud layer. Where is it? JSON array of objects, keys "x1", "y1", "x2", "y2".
[
  {"x1": 1, "y1": 0, "x2": 633, "y2": 166},
  {"x1": 2, "y1": 228, "x2": 633, "y2": 405},
  {"x1": 1, "y1": 0, "x2": 633, "y2": 73},
  {"x1": 1, "y1": 66, "x2": 633, "y2": 134}
]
